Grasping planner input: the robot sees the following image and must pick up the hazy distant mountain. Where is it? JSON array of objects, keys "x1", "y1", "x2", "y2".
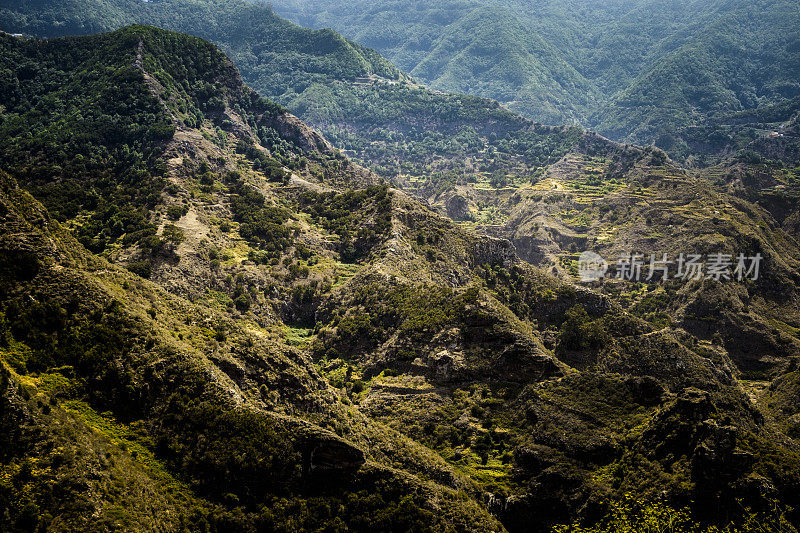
[{"x1": 271, "y1": 0, "x2": 800, "y2": 153}]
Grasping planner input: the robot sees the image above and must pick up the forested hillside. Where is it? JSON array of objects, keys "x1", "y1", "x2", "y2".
[
  {"x1": 272, "y1": 0, "x2": 800, "y2": 158},
  {"x1": 2, "y1": 0, "x2": 800, "y2": 529},
  {"x1": 0, "y1": 26, "x2": 506, "y2": 531},
  {"x1": 4, "y1": 0, "x2": 798, "y2": 177},
  {"x1": 0, "y1": 0, "x2": 607, "y2": 191},
  {"x1": 3, "y1": 26, "x2": 800, "y2": 532},
  {"x1": 0, "y1": 0, "x2": 406, "y2": 99}
]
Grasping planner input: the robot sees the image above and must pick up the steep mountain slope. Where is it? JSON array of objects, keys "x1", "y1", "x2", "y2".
[
  {"x1": 271, "y1": 0, "x2": 800, "y2": 160},
  {"x1": 272, "y1": 0, "x2": 606, "y2": 125},
  {"x1": 0, "y1": 0, "x2": 406, "y2": 90},
  {"x1": 0, "y1": 0, "x2": 600, "y2": 196},
  {"x1": 378, "y1": 4, "x2": 598, "y2": 126},
  {"x1": 0, "y1": 26, "x2": 506, "y2": 532},
  {"x1": 592, "y1": 0, "x2": 800, "y2": 155},
  {"x1": 2, "y1": 26, "x2": 800, "y2": 532},
  {"x1": 503, "y1": 153, "x2": 800, "y2": 375},
  {"x1": 699, "y1": 113, "x2": 800, "y2": 241},
  {"x1": 4, "y1": 0, "x2": 799, "y2": 167},
  {"x1": 0, "y1": 168, "x2": 504, "y2": 532}
]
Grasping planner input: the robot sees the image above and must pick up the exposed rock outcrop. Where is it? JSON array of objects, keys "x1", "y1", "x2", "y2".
[
  {"x1": 445, "y1": 194, "x2": 475, "y2": 221},
  {"x1": 470, "y1": 237, "x2": 517, "y2": 268},
  {"x1": 303, "y1": 434, "x2": 366, "y2": 474}
]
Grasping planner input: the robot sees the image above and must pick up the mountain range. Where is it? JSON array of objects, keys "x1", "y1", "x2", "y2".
[
  {"x1": 0, "y1": 2, "x2": 799, "y2": 532},
  {"x1": 272, "y1": 0, "x2": 800, "y2": 157}
]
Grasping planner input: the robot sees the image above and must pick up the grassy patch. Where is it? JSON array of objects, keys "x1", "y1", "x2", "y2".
[
  {"x1": 284, "y1": 325, "x2": 314, "y2": 348},
  {"x1": 333, "y1": 262, "x2": 360, "y2": 287},
  {"x1": 62, "y1": 400, "x2": 170, "y2": 477}
]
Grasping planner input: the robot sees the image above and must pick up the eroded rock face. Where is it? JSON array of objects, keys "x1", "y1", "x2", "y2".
[
  {"x1": 638, "y1": 388, "x2": 769, "y2": 516},
  {"x1": 306, "y1": 436, "x2": 366, "y2": 473},
  {"x1": 625, "y1": 375, "x2": 666, "y2": 406},
  {"x1": 470, "y1": 237, "x2": 517, "y2": 269},
  {"x1": 644, "y1": 388, "x2": 716, "y2": 459},
  {"x1": 445, "y1": 194, "x2": 474, "y2": 221},
  {"x1": 263, "y1": 112, "x2": 334, "y2": 154},
  {"x1": 692, "y1": 419, "x2": 754, "y2": 484},
  {"x1": 510, "y1": 235, "x2": 547, "y2": 265},
  {"x1": 489, "y1": 481, "x2": 579, "y2": 532},
  {"x1": 430, "y1": 349, "x2": 460, "y2": 380}
]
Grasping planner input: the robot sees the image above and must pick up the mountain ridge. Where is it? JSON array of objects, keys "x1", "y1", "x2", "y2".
[
  {"x1": 270, "y1": 0, "x2": 800, "y2": 158},
  {"x1": 2, "y1": 12, "x2": 800, "y2": 533}
]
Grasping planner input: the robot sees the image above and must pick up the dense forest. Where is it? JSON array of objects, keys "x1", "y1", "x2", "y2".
[
  {"x1": 273, "y1": 0, "x2": 800, "y2": 157},
  {"x1": 0, "y1": 0, "x2": 608, "y2": 189}
]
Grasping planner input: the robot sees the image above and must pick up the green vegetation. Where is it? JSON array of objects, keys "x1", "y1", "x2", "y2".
[
  {"x1": 298, "y1": 185, "x2": 392, "y2": 261},
  {"x1": 285, "y1": 82, "x2": 587, "y2": 189},
  {"x1": 1, "y1": 15, "x2": 800, "y2": 533},
  {"x1": 0, "y1": 30, "x2": 172, "y2": 253},
  {"x1": 3, "y1": 0, "x2": 800, "y2": 176},
  {"x1": 0, "y1": 147, "x2": 502, "y2": 532},
  {"x1": 315, "y1": 282, "x2": 480, "y2": 360},
  {"x1": 271, "y1": 0, "x2": 800, "y2": 163},
  {"x1": 228, "y1": 174, "x2": 293, "y2": 256},
  {"x1": 0, "y1": 25, "x2": 284, "y2": 255},
  {"x1": 0, "y1": 0, "x2": 596, "y2": 192},
  {"x1": 558, "y1": 305, "x2": 608, "y2": 352},
  {"x1": 0, "y1": 0, "x2": 404, "y2": 93},
  {"x1": 552, "y1": 494, "x2": 795, "y2": 532}
]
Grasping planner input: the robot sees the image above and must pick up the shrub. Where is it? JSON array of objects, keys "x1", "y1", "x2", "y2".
[
  {"x1": 234, "y1": 294, "x2": 251, "y2": 312},
  {"x1": 558, "y1": 305, "x2": 608, "y2": 351},
  {"x1": 166, "y1": 204, "x2": 188, "y2": 221},
  {"x1": 297, "y1": 185, "x2": 392, "y2": 262},
  {"x1": 126, "y1": 260, "x2": 153, "y2": 281}
]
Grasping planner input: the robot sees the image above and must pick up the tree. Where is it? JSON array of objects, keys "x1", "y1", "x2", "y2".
[
  {"x1": 558, "y1": 305, "x2": 607, "y2": 352},
  {"x1": 154, "y1": 223, "x2": 186, "y2": 257}
]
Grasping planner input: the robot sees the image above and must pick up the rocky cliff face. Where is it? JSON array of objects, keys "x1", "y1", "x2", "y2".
[{"x1": 470, "y1": 237, "x2": 518, "y2": 268}]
